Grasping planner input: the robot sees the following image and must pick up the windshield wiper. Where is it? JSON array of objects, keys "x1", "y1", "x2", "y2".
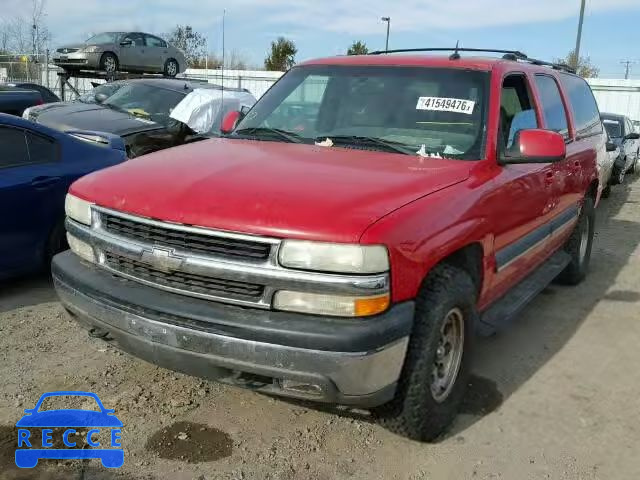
[
  {"x1": 234, "y1": 127, "x2": 303, "y2": 143},
  {"x1": 317, "y1": 135, "x2": 416, "y2": 155}
]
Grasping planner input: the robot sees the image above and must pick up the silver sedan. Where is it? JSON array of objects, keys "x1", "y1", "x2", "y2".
[{"x1": 53, "y1": 32, "x2": 187, "y2": 77}]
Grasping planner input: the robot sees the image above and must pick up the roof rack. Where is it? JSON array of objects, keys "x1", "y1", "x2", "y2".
[{"x1": 368, "y1": 47, "x2": 576, "y2": 74}]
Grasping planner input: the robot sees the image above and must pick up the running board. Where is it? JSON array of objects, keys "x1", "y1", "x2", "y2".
[{"x1": 477, "y1": 250, "x2": 571, "y2": 336}]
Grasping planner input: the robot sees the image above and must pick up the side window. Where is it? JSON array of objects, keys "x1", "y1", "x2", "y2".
[
  {"x1": 500, "y1": 75, "x2": 538, "y2": 149},
  {"x1": 559, "y1": 73, "x2": 602, "y2": 136},
  {"x1": 626, "y1": 118, "x2": 634, "y2": 137},
  {"x1": 146, "y1": 35, "x2": 167, "y2": 48},
  {"x1": 26, "y1": 132, "x2": 57, "y2": 164},
  {"x1": 534, "y1": 75, "x2": 569, "y2": 138},
  {"x1": 0, "y1": 127, "x2": 29, "y2": 168},
  {"x1": 123, "y1": 33, "x2": 145, "y2": 47}
]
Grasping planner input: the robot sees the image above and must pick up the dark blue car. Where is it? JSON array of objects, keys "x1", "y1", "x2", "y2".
[
  {"x1": 15, "y1": 391, "x2": 124, "y2": 468},
  {"x1": 0, "y1": 113, "x2": 126, "y2": 280}
]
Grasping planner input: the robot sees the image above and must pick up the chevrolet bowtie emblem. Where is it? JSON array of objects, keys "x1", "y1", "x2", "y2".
[{"x1": 140, "y1": 248, "x2": 184, "y2": 273}]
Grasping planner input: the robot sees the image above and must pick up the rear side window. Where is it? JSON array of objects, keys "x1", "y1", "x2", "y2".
[
  {"x1": 534, "y1": 75, "x2": 569, "y2": 138},
  {"x1": 0, "y1": 127, "x2": 29, "y2": 168},
  {"x1": 146, "y1": 35, "x2": 167, "y2": 48},
  {"x1": 559, "y1": 73, "x2": 602, "y2": 136},
  {"x1": 26, "y1": 132, "x2": 57, "y2": 163}
]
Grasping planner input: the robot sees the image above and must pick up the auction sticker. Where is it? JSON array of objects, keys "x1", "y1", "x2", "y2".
[{"x1": 416, "y1": 97, "x2": 475, "y2": 114}]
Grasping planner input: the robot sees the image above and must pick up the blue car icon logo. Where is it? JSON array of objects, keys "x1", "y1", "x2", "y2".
[{"x1": 15, "y1": 391, "x2": 123, "y2": 468}]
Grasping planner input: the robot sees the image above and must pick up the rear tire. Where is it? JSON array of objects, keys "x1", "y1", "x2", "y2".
[
  {"x1": 164, "y1": 58, "x2": 179, "y2": 77},
  {"x1": 557, "y1": 196, "x2": 595, "y2": 285},
  {"x1": 372, "y1": 264, "x2": 476, "y2": 441}
]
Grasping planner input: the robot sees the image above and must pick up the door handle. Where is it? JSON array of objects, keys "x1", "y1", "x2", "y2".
[{"x1": 30, "y1": 176, "x2": 61, "y2": 189}]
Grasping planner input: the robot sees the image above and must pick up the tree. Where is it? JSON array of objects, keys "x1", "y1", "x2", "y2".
[
  {"x1": 168, "y1": 25, "x2": 206, "y2": 67},
  {"x1": 264, "y1": 37, "x2": 297, "y2": 71},
  {"x1": 347, "y1": 41, "x2": 368, "y2": 55},
  {"x1": 556, "y1": 50, "x2": 599, "y2": 78}
]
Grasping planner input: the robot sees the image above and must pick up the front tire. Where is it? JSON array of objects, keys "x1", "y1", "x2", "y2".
[
  {"x1": 100, "y1": 52, "x2": 119, "y2": 74},
  {"x1": 557, "y1": 196, "x2": 595, "y2": 285},
  {"x1": 373, "y1": 264, "x2": 476, "y2": 441},
  {"x1": 164, "y1": 58, "x2": 179, "y2": 77}
]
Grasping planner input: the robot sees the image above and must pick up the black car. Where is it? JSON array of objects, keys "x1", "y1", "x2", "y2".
[
  {"x1": 26, "y1": 78, "x2": 237, "y2": 157},
  {"x1": 0, "y1": 83, "x2": 60, "y2": 116}
]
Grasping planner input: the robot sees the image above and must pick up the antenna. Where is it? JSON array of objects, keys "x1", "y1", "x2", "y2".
[
  {"x1": 449, "y1": 41, "x2": 460, "y2": 60},
  {"x1": 220, "y1": 9, "x2": 226, "y2": 131}
]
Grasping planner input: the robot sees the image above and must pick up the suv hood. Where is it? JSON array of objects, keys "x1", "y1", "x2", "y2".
[
  {"x1": 32, "y1": 102, "x2": 161, "y2": 136},
  {"x1": 71, "y1": 139, "x2": 471, "y2": 242}
]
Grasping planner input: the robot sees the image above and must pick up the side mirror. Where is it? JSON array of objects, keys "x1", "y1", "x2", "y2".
[
  {"x1": 120, "y1": 40, "x2": 133, "y2": 47},
  {"x1": 606, "y1": 142, "x2": 618, "y2": 152},
  {"x1": 240, "y1": 105, "x2": 251, "y2": 116},
  {"x1": 624, "y1": 132, "x2": 640, "y2": 141},
  {"x1": 500, "y1": 129, "x2": 566, "y2": 165},
  {"x1": 220, "y1": 110, "x2": 241, "y2": 134},
  {"x1": 94, "y1": 93, "x2": 108, "y2": 103}
]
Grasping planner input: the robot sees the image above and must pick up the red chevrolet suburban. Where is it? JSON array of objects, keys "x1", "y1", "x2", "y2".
[{"x1": 53, "y1": 48, "x2": 606, "y2": 441}]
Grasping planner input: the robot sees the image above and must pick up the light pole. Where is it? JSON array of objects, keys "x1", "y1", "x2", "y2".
[
  {"x1": 381, "y1": 16, "x2": 390, "y2": 52},
  {"x1": 574, "y1": 0, "x2": 586, "y2": 69}
]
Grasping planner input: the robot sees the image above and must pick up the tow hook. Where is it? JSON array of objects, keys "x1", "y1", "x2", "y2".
[{"x1": 88, "y1": 327, "x2": 113, "y2": 341}]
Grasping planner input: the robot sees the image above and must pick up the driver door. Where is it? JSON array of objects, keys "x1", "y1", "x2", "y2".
[
  {"x1": 119, "y1": 32, "x2": 146, "y2": 71},
  {"x1": 485, "y1": 74, "x2": 562, "y2": 303}
]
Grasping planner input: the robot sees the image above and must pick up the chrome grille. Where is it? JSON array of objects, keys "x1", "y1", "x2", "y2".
[
  {"x1": 101, "y1": 212, "x2": 272, "y2": 261},
  {"x1": 105, "y1": 253, "x2": 265, "y2": 300}
]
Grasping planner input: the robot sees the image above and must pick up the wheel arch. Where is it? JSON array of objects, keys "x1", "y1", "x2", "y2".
[{"x1": 423, "y1": 242, "x2": 485, "y2": 299}]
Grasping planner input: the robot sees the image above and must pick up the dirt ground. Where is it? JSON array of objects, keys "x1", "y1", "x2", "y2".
[{"x1": 1, "y1": 177, "x2": 640, "y2": 480}]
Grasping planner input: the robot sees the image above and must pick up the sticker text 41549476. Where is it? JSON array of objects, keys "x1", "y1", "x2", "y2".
[{"x1": 416, "y1": 97, "x2": 475, "y2": 115}]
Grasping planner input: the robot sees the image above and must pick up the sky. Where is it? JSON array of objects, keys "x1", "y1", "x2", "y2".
[{"x1": 2, "y1": 0, "x2": 640, "y2": 77}]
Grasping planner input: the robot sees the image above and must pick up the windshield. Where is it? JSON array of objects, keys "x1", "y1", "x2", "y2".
[
  {"x1": 103, "y1": 84, "x2": 186, "y2": 125},
  {"x1": 85, "y1": 32, "x2": 123, "y2": 45},
  {"x1": 77, "y1": 82, "x2": 124, "y2": 104},
  {"x1": 603, "y1": 119, "x2": 622, "y2": 138},
  {"x1": 234, "y1": 65, "x2": 489, "y2": 159}
]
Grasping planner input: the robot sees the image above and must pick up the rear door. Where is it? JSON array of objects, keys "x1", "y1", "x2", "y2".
[
  {"x1": 624, "y1": 117, "x2": 639, "y2": 164},
  {"x1": 0, "y1": 126, "x2": 60, "y2": 276},
  {"x1": 119, "y1": 32, "x2": 147, "y2": 70},
  {"x1": 559, "y1": 73, "x2": 606, "y2": 204},
  {"x1": 144, "y1": 35, "x2": 168, "y2": 71}
]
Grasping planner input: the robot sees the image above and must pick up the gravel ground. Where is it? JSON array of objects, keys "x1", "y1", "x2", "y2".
[{"x1": 1, "y1": 177, "x2": 640, "y2": 480}]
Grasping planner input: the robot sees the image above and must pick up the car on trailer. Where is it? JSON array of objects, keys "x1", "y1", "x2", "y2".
[
  {"x1": 52, "y1": 32, "x2": 187, "y2": 77},
  {"x1": 53, "y1": 47, "x2": 604, "y2": 441}
]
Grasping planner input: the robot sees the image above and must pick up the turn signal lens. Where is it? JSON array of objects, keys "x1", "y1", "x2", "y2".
[
  {"x1": 354, "y1": 294, "x2": 391, "y2": 317},
  {"x1": 273, "y1": 291, "x2": 390, "y2": 317}
]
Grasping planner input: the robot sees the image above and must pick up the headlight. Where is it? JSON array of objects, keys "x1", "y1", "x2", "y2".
[
  {"x1": 278, "y1": 241, "x2": 389, "y2": 274},
  {"x1": 273, "y1": 291, "x2": 390, "y2": 317},
  {"x1": 65, "y1": 194, "x2": 93, "y2": 225},
  {"x1": 81, "y1": 45, "x2": 100, "y2": 53},
  {"x1": 67, "y1": 233, "x2": 95, "y2": 263}
]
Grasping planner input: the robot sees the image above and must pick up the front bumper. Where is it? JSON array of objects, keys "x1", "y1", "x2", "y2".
[
  {"x1": 52, "y1": 52, "x2": 101, "y2": 69},
  {"x1": 52, "y1": 252, "x2": 414, "y2": 407}
]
